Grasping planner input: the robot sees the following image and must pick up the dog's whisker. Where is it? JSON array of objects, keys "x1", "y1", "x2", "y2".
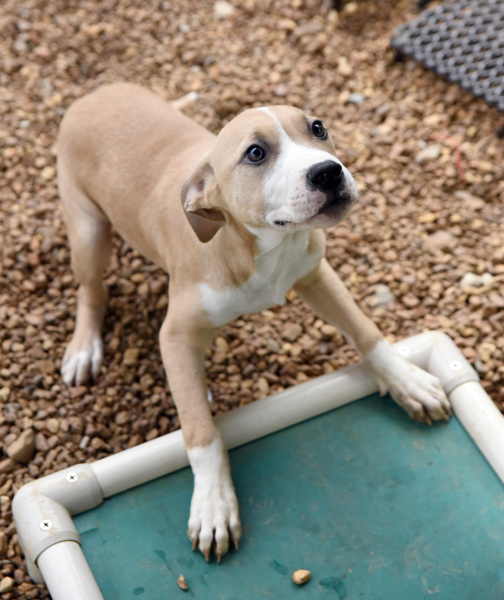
[{"x1": 355, "y1": 181, "x2": 375, "y2": 193}]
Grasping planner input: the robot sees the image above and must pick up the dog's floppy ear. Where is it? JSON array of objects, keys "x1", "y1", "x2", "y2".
[{"x1": 181, "y1": 157, "x2": 225, "y2": 243}]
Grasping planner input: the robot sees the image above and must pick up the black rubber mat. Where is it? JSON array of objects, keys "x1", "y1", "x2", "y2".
[{"x1": 391, "y1": 0, "x2": 504, "y2": 112}]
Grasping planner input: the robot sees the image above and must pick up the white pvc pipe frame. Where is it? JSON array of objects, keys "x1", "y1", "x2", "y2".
[{"x1": 12, "y1": 331, "x2": 504, "y2": 600}]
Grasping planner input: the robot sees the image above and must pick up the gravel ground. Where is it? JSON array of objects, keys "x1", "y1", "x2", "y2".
[{"x1": 1, "y1": 0, "x2": 503, "y2": 597}]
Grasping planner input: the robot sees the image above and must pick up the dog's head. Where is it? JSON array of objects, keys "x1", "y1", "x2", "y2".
[{"x1": 181, "y1": 106, "x2": 358, "y2": 242}]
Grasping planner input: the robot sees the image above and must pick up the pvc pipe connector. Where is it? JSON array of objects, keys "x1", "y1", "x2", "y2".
[
  {"x1": 424, "y1": 331, "x2": 479, "y2": 393},
  {"x1": 12, "y1": 464, "x2": 103, "y2": 583}
]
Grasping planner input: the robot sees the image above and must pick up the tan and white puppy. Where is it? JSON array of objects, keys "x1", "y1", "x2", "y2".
[{"x1": 57, "y1": 83, "x2": 450, "y2": 562}]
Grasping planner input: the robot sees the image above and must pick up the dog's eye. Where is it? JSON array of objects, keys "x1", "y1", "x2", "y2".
[
  {"x1": 245, "y1": 145, "x2": 266, "y2": 163},
  {"x1": 311, "y1": 120, "x2": 327, "y2": 139}
]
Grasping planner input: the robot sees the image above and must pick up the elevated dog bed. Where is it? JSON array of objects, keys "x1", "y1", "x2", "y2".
[{"x1": 12, "y1": 332, "x2": 504, "y2": 599}]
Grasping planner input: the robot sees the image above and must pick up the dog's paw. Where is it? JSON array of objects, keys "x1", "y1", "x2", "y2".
[
  {"x1": 61, "y1": 335, "x2": 103, "y2": 386},
  {"x1": 187, "y1": 437, "x2": 242, "y2": 562},
  {"x1": 365, "y1": 340, "x2": 451, "y2": 424}
]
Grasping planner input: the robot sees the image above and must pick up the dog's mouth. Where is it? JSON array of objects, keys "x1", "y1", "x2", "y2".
[
  {"x1": 273, "y1": 193, "x2": 352, "y2": 228},
  {"x1": 316, "y1": 192, "x2": 352, "y2": 217}
]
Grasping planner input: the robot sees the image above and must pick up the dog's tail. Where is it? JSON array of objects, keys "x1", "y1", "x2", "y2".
[{"x1": 171, "y1": 91, "x2": 198, "y2": 112}]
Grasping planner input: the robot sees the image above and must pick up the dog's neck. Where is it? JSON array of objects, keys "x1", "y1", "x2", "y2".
[
  {"x1": 245, "y1": 225, "x2": 312, "y2": 291},
  {"x1": 198, "y1": 223, "x2": 316, "y2": 327},
  {"x1": 246, "y1": 225, "x2": 309, "y2": 256},
  {"x1": 200, "y1": 217, "x2": 311, "y2": 292}
]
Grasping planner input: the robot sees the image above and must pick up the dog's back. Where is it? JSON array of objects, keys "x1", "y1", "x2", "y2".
[
  {"x1": 57, "y1": 82, "x2": 215, "y2": 269},
  {"x1": 58, "y1": 82, "x2": 213, "y2": 204}
]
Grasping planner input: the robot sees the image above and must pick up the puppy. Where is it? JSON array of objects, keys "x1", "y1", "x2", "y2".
[{"x1": 57, "y1": 83, "x2": 450, "y2": 562}]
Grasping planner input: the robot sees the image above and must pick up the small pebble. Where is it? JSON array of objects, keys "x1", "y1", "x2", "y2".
[
  {"x1": 292, "y1": 569, "x2": 311, "y2": 585},
  {"x1": 282, "y1": 323, "x2": 303, "y2": 343},
  {"x1": 266, "y1": 338, "x2": 281, "y2": 353},
  {"x1": 46, "y1": 418, "x2": 60, "y2": 434},
  {"x1": 40, "y1": 166, "x2": 56, "y2": 180},
  {"x1": 371, "y1": 284, "x2": 396, "y2": 308},
  {"x1": 429, "y1": 230, "x2": 457, "y2": 251},
  {"x1": 343, "y1": 1, "x2": 358, "y2": 13},
  {"x1": 0, "y1": 458, "x2": 18, "y2": 475},
  {"x1": 37, "y1": 359, "x2": 56, "y2": 374},
  {"x1": 115, "y1": 411, "x2": 130, "y2": 425},
  {"x1": 414, "y1": 143, "x2": 443, "y2": 163},
  {"x1": 177, "y1": 574, "x2": 188, "y2": 590},
  {"x1": 0, "y1": 532, "x2": 8, "y2": 555},
  {"x1": 0, "y1": 577, "x2": 14, "y2": 594},
  {"x1": 213, "y1": 0, "x2": 234, "y2": 18},
  {"x1": 79, "y1": 435, "x2": 90, "y2": 450},
  {"x1": 6, "y1": 429, "x2": 35, "y2": 463},
  {"x1": 123, "y1": 348, "x2": 140, "y2": 366},
  {"x1": 347, "y1": 92, "x2": 365, "y2": 105},
  {"x1": 460, "y1": 272, "x2": 493, "y2": 288}
]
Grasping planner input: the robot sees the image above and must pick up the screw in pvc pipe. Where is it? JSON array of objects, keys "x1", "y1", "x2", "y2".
[
  {"x1": 397, "y1": 346, "x2": 410, "y2": 357},
  {"x1": 449, "y1": 360, "x2": 462, "y2": 371},
  {"x1": 40, "y1": 520, "x2": 52, "y2": 531},
  {"x1": 66, "y1": 473, "x2": 78, "y2": 484}
]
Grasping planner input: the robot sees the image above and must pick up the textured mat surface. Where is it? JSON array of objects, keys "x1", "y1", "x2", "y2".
[
  {"x1": 75, "y1": 393, "x2": 504, "y2": 599},
  {"x1": 391, "y1": 0, "x2": 504, "y2": 111}
]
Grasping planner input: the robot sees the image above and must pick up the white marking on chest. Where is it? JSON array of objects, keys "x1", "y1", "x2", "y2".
[{"x1": 199, "y1": 229, "x2": 322, "y2": 327}]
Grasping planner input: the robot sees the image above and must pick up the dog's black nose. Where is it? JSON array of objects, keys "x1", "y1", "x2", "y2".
[{"x1": 306, "y1": 160, "x2": 343, "y2": 192}]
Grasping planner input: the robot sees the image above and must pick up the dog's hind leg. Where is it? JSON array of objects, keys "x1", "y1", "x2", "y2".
[{"x1": 60, "y1": 173, "x2": 112, "y2": 386}]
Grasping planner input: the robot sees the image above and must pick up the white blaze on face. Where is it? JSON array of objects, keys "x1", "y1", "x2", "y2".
[{"x1": 257, "y1": 107, "x2": 356, "y2": 228}]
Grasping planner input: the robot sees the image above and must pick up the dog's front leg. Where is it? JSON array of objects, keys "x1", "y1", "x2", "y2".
[
  {"x1": 294, "y1": 258, "x2": 451, "y2": 423},
  {"x1": 159, "y1": 312, "x2": 241, "y2": 562}
]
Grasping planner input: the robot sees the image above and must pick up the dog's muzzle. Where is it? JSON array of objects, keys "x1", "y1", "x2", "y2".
[
  {"x1": 306, "y1": 160, "x2": 352, "y2": 219},
  {"x1": 306, "y1": 160, "x2": 344, "y2": 195}
]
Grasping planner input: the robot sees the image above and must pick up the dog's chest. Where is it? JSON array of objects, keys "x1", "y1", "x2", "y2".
[{"x1": 199, "y1": 231, "x2": 321, "y2": 327}]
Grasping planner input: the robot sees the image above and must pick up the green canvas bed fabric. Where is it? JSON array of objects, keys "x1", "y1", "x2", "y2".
[{"x1": 74, "y1": 393, "x2": 504, "y2": 599}]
